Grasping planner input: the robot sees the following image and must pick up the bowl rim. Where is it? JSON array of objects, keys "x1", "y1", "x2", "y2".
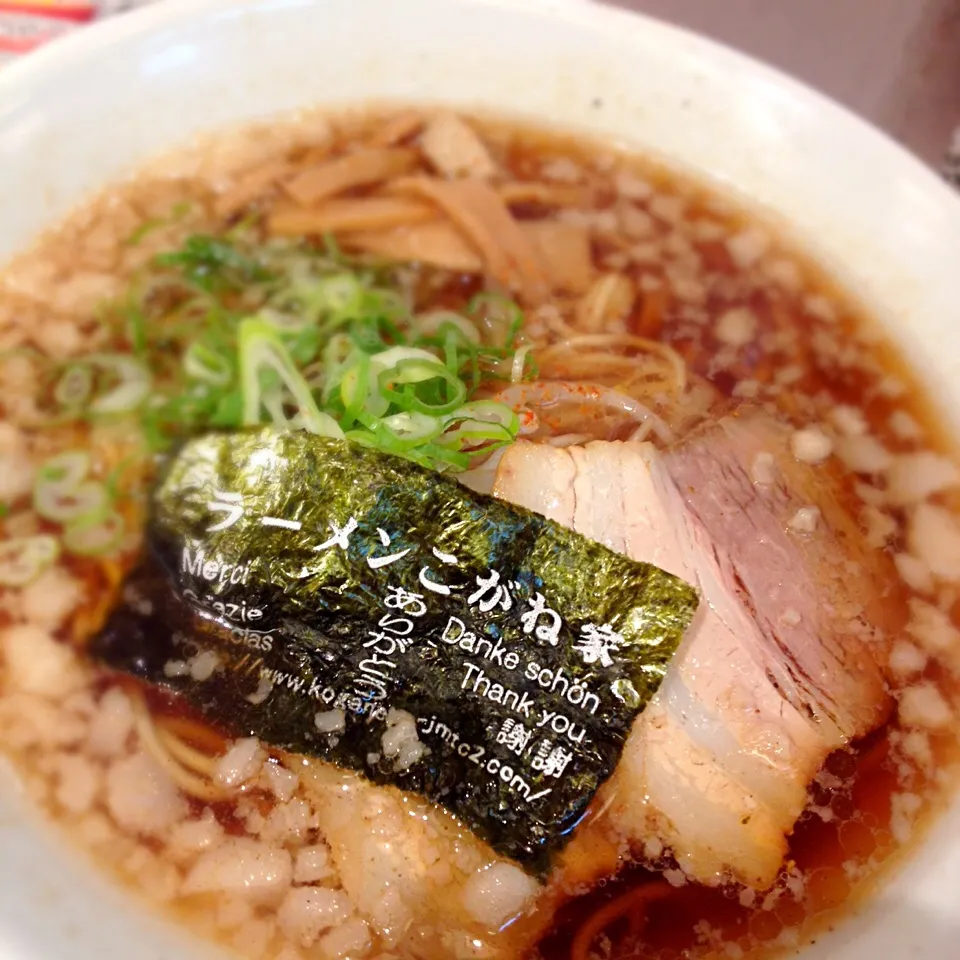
[
  {"x1": 1, "y1": 0, "x2": 959, "y2": 218},
  {"x1": 1, "y1": 2, "x2": 960, "y2": 960}
]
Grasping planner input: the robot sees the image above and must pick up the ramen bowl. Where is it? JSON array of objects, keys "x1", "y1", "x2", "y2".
[{"x1": 1, "y1": 1, "x2": 959, "y2": 959}]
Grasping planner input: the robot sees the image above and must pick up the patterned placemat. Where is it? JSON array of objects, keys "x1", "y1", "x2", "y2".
[{"x1": 0, "y1": 0, "x2": 156, "y2": 65}]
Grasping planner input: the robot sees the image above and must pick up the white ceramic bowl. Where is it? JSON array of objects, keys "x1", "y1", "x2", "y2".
[{"x1": 2, "y1": 1, "x2": 960, "y2": 957}]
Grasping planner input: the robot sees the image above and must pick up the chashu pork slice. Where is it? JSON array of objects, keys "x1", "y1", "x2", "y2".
[{"x1": 493, "y1": 415, "x2": 896, "y2": 888}]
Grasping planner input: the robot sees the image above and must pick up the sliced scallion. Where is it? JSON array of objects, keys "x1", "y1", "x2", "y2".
[
  {"x1": 34, "y1": 479, "x2": 107, "y2": 524},
  {"x1": 63, "y1": 510, "x2": 125, "y2": 557},
  {"x1": 184, "y1": 342, "x2": 232, "y2": 386},
  {"x1": 239, "y1": 318, "x2": 344, "y2": 439},
  {"x1": 88, "y1": 354, "x2": 152, "y2": 415},
  {"x1": 0, "y1": 535, "x2": 60, "y2": 587},
  {"x1": 54, "y1": 364, "x2": 93, "y2": 409}
]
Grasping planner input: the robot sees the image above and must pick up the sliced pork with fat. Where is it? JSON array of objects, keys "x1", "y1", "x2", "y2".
[{"x1": 493, "y1": 413, "x2": 896, "y2": 888}]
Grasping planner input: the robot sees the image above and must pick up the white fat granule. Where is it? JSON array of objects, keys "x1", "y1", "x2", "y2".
[
  {"x1": 899, "y1": 683, "x2": 954, "y2": 730},
  {"x1": 319, "y1": 916, "x2": 372, "y2": 960},
  {"x1": 76, "y1": 812, "x2": 115, "y2": 848},
  {"x1": 733, "y1": 379, "x2": 760, "y2": 399},
  {"x1": 649, "y1": 194, "x2": 686, "y2": 224},
  {"x1": 278, "y1": 886, "x2": 351, "y2": 948},
  {"x1": 121, "y1": 584, "x2": 154, "y2": 617},
  {"x1": 788, "y1": 506, "x2": 820, "y2": 534},
  {"x1": 263, "y1": 761, "x2": 300, "y2": 803},
  {"x1": 764, "y1": 257, "x2": 802, "y2": 292},
  {"x1": 1, "y1": 624, "x2": 85, "y2": 699},
  {"x1": 692, "y1": 218, "x2": 727, "y2": 242},
  {"x1": 662, "y1": 868, "x2": 688, "y2": 888},
  {"x1": 888, "y1": 640, "x2": 928, "y2": 677},
  {"x1": 900, "y1": 730, "x2": 934, "y2": 769},
  {"x1": 540, "y1": 156, "x2": 583, "y2": 183},
  {"x1": 830, "y1": 405, "x2": 868, "y2": 436},
  {"x1": 774, "y1": 364, "x2": 804, "y2": 386},
  {"x1": 780, "y1": 608, "x2": 802, "y2": 627},
  {"x1": 629, "y1": 240, "x2": 662, "y2": 264},
  {"x1": 215, "y1": 737, "x2": 266, "y2": 789},
  {"x1": 909, "y1": 503, "x2": 960, "y2": 580},
  {"x1": 461, "y1": 862, "x2": 540, "y2": 929},
  {"x1": 106, "y1": 751, "x2": 189, "y2": 836},
  {"x1": 791, "y1": 426, "x2": 832, "y2": 464},
  {"x1": 804, "y1": 295, "x2": 837, "y2": 324},
  {"x1": 54, "y1": 754, "x2": 100, "y2": 816},
  {"x1": 861, "y1": 505, "x2": 897, "y2": 549},
  {"x1": 738, "y1": 888, "x2": 757, "y2": 908},
  {"x1": 726, "y1": 226, "x2": 770, "y2": 268},
  {"x1": 63, "y1": 689, "x2": 98, "y2": 719},
  {"x1": 20, "y1": 566, "x2": 84, "y2": 631},
  {"x1": 614, "y1": 170, "x2": 654, "y2": 200},
  {"x1": 890, "y1": 793, "x2": 923, "y2": 844},
  {"x1": 776, "y1": 928, "x2": 801, "y2": 948},
  {"x1": 638, "y1": 273, "x2": 663, "y2": 292},
  {"x1": 590, "y1": 209, "x2": 618, "y2": 234},
  {"x1": 663, "y1": 230, "x2": 696, "y2": 258},
  {"x1": 890, "y1": 409, "x2": 923, "y2": 441},
  {"x1": 906, "y1": 598, "x2": 960, "y2": 670},
  {"x1": 643, "y1": 836, "x2": 665, "y2": 860},
  {"x1": 894, "y1": 553, "x2": 935, "y2": 594},
  {"x1": 761, "y1": 888, "x2": 782, "y2": 911},
  {"x1": 259, "y1": 797, "x2": 315, "y2": 845},
  {"x1": 878, "y1": 376, "x2": 907, "y2": 399},
  {"x1": 183, "y1": 838, "x2": 293, "y2": 904},
  {"x1": 670, "y1": 274, "x2": 707, "y2": 305},
  {"x1": 293, "y1": 843, "x2": 332, "y2": 884},
  {"x1": 856, "y1": 482, "x2": 887, "y2": 506},
  {"x1": 714, "y1": 306, "x2": 757, "y2": 347},
  {"x1": 724, "y1": 944, "x2": 745, "y2": 960},
  {"x1": 168, "y1": 809, "x2": 224, "y2": 859},
  {"x1": 381, "y1": 709, "x2": 429, "y2": 772},
  {"x1": 886, "y1": 452, "x2": 960, "y2": 506},
  {"x1": 188, "y1": 650, "x2": 221, "y2": 682},
  {"x1": 163, "y1": 660, "x2": 190, "y2": 678},
  {"x1": 87, "y1": 686, "x2": 134, "y2": 759},
  {"x1": 835, "y1": 434, "x2": 893, "y2": 474},
  {"x1": 619, "y1": 205, "x2": 656, "y2": 240},
  {"x1": 314, "y1": 709, "x2": 346, "y2": 734},
  {"x1": 246, "y1": 675, "x2": 273, "y2": 705},
  {"x1": 747, "y1": 451, "x2": 775, "y2": 487}
]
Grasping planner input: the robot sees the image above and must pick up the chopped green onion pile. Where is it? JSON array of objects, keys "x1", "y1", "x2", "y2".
[
  {"x1": 0, "y1": 231, "x2": 536, "y2": 578},
  {"x1": 47, "y1": 233, "x2": 533, "y2": 472}
]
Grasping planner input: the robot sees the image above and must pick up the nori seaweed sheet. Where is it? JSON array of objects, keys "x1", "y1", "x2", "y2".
[{"x1": 92, "y1": 428, "x2": 698, "y2": 872}]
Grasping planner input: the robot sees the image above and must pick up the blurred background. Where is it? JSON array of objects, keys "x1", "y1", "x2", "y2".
[{"x1": 611, "y1": 0, "x2": 960, "y2": 166}]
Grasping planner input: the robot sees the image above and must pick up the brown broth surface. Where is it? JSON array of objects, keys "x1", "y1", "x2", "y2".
[{"x1": 0, "y1": 108, "x2": 958, "y2": 960}]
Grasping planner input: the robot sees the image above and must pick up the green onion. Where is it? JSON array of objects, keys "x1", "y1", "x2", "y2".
[
  {"x1": 239, "y1": 318, "x2": 344, "y2": 439},
  {"x1": 63, "y1": 510, "x2": 125, "y2": 557},
  {"x1": 35, "y1": 480, "x2": 107, "y2": 524},
  {"x1": 416, "y1": 310, "x2": 481, "y2": 344},
  {"x1": 88, "y1": 354, "x2": 151, "y2": 415},
  {"x1": 54, "y1": 364, "x2": 93, "y2": 409},
  {"x1": 184, "y1": 342, "x2": 232, "y2": 386},
  {"x1": 0, "y1": 535, "x2": 60, "y2": 587},
  {"x1": 36, "y1": 451, "x2": 91, "y2": 492},
  {"x1": 99, "y1": 231, "x2": 533, "y2": 472}
]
